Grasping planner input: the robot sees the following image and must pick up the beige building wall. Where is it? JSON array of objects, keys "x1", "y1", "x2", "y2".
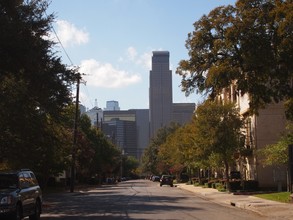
[
  {"x1": 255, "y1": 102, "x2": 287, "y2": 189},
  {"x1": 221, "y1": 85, "x2": 287, "y2": 189}
]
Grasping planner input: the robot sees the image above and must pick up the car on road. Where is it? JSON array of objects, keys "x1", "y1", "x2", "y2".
[
  {"x1": 160, "y1": 175, "x2": 174, "y2": 187},
  {"x1": 0, "y1": 169, "x2": 42, "y2": 220},
  {"x1": 152, "y1": 175, "x2": 160, "y2": 182}
]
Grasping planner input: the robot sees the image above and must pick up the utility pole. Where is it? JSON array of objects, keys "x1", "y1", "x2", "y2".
[
  {"x1": 288, "y1": 144, "x2": 293, "y2": 193},
  {"x1": 70, "y1": 73, "x2": 81, "y2": 193}
]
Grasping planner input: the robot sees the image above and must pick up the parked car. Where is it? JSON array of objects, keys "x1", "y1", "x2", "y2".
[
  {"x1": 160, "y1": 175, "x2": 173, "y2": 187},
  {"x1": 152, "y1": 175, "x2": 160, "y2": 182},
  {"x1": 0, "y1": 169, "x2": 42, "y2": 220}
]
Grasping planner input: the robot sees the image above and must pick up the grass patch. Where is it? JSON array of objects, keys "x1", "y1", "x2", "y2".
[{"x1": 254, "y1": 192, "x2": 291, "y2": 203}]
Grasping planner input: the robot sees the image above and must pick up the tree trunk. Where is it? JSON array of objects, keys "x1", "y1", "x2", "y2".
[{"x1": 224, "y1": 160, "x2": 230, "y2": 191}]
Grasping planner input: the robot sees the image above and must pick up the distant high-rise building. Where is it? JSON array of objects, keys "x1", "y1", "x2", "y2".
[
  {"x1": 149, "y1": 51, "x2": 173, "y2": 137},
  {"x1": 102, "y1": 109, "x2": 149, "y2": 159},
  {"x1": 83, "y1": 103, "x2": 149, "y2": 160},
  {"x1": 84, "y1": 106, "x2": 103, "y2": 127},
  {"x1": 172, "y1": 103, "x2": 195, "y2": 124},
  {"x1": 149, "y1": 51, "x2": 195, "y2": 138},
  {"x1": 104, "y1": 100, "x2": 120, "y2": 111},
  {"x1": 83, "y1": 51, "x2": 194, "y2": 161}
]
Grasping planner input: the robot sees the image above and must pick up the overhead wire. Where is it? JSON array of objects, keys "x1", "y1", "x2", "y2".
[
  {"x1": 45, "y1": 10, "x2": 94, "y2": 109},
  {"x1": 50, "y1": 23, "x2": 74, "y2": 66}
]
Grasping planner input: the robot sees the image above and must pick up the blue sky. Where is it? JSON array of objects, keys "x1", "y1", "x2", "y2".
[{"x1": 47, "y1": 0, "x2": 236, "y2": 110}]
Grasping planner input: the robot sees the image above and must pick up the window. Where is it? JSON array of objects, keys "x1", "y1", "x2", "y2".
[{"x1": 19, "y1": 173, "x2": 27, "y2": 188}]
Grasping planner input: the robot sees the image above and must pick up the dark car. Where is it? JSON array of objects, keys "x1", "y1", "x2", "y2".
[
  {"x1": 0, "y1": 169, "x2": 42, "y2": 220},
  {"x1": 152, "y1": 176, "x2": 160, "y2": 182},
  {"x1": 160, "y1": 175, "x2": 173, "y2": 187}
]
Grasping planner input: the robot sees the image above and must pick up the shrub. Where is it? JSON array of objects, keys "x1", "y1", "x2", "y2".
[
  {"x1": 241, "y1": 180, "x2": 259, "y2": 191},
  {"x1": 229, "y1": 180, "x2": 242, "y2": 191},
  {"x1": 193, "y1": 182, "x2": 201, "y2": 186},
  {"x1": 216, "y1": 183, "x2": 226, "y2": 192}
]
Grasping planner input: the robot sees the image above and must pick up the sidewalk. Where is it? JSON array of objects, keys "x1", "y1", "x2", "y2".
[{"x1": 176, "y1": 183, "x2": 293, "y2": 219}]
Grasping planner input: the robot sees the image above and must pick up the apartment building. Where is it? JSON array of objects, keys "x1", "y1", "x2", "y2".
[{"x1": 220, "y1": 85, "x2": 287, "y2": 189}]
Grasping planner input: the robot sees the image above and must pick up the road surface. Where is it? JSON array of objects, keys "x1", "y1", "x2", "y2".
[{"x1": 40, "y1": 179, "x2": 265, "y2": 220}]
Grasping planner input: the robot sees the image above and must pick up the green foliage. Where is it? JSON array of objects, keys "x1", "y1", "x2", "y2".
[
  {"x1": 141, "y1": 123, "x2": 180, "y2": 175},
  {"x1": 123, "y1": 156, "x2": 139, "y2": 177},
  {"x1": 142, "y1": 100, "x2": 244, "y2": 182},
  {"x1": 195, "y1": 101, "x2": 244, "y2": 161},
  {"x1": 177, "y1": 0, "x2": 293, "y2": 115},
  {"x1": 258, "y1": 122, "x2": 293, "y2": 166},
  {"x1": 0, "y1": 1, "x2": 122, "y2": 186},
  {"x1": 0, "y1": 0, "x2": 76, "y2": 174},
  {"x1": 284, "y1": 98, "x2": 293, "y2": 121},
  {"x1": 77, "y1": 114, "x2": 121, "y2": 181},
  {"x1": 192, "y1": 100, "x2": 244, "y2": 181}
]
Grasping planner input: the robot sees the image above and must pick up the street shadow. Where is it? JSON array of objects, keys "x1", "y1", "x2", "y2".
[{"x1": 41, "y1": 181, "x2": 203, "y2": 220}]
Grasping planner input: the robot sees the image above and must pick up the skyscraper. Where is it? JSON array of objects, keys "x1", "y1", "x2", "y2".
[
  {"x1": 149, "y1": 51, "x2": 173, "y2": 137},
  {"x1": 104, "y1": 100, "x2": 120, "y2": 110}
]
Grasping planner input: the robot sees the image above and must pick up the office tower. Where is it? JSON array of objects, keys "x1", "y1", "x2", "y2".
[
  {"x1": 104, "y1": 100, "x2": 120, "y2": 111},
  {"x1": 149, "y1": 51, "x2": 173, "y2": 137},
  {"x1": 102, "y1": 110, "x2": 149, "y2": 159}
]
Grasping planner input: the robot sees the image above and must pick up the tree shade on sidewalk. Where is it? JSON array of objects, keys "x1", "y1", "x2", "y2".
[{"x1": 176, "y1": 183, "x2": 293, "y2": 219}]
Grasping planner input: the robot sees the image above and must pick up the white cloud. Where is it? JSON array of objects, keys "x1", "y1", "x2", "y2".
[
  {"x1": 80, "y1": 59, "x2": 141, "y2": 88},
  {"x1": 126, "y1": 46, "x2": 137, "y2": 61},
  {"x1": 123, "y1": 47, "x2": 152, "y2": 70},
  {"x1": 137, "y1": 51, "x2": 152, "y2": 70},
  {"x1": 79, "y1": 91, "x2": 91, "y2": 107},
  {"x1": 55, "y1": 20, "x2": 89, "y2": 47}
]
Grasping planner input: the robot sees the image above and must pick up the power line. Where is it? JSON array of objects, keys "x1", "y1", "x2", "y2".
[
  {"x1": 45, "y1": 11, "x2": 74, "y2": 66},
  {"x1": 46, "y1": 11, "x2": 95, "y2": 109}
]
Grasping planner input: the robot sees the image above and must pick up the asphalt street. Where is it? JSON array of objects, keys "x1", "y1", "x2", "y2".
[{"x1": 39, "y1": 180, "x2": 267, "y2": 220}]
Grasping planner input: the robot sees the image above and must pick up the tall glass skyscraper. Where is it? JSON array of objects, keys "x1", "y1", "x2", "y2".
[{"x1": 149, "y1": 51, "x2": 173, "y2": 137}]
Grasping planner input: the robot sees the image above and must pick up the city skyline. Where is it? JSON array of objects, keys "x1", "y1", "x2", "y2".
[
  {"x1": 84, "y1": 51, "x2": 195, "y2": 159},
  {"x1": 47, "y1": 0, "x2": 236, "y2": 110}
]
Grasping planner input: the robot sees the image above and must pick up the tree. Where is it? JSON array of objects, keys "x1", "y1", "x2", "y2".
[
  {"x1": 193, "y1": 100, "x2": 244, "y2": 184},
  {"x1": 76, "y1": 114, "x2": 122, "y2": 183},
  {"x1": 0, "y1": 0, "x2": 76, "y2": 176},
  {"x1": 141, "y1": 123, "x2": 180, "y2": 175},
  {"x1": 176, "y1": 0, "x2": 293, "y2": 115},
  {"x1": 259, "y1": 122, "x2": 293, "y2": 167},
  {"x1": 122, "y1": 156, "x2": 139, "y2": 178},
  {"x1": 158, "y1": 125, "x2": 197, "y2": 181}
]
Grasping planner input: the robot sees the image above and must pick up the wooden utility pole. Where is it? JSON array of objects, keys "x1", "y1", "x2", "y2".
[
  {"x1": 70, "y1": 73, "x2": 81, "y2": 193},
  {"x1": 288, "y1": 144, "x2": 293, "y2": 193}
]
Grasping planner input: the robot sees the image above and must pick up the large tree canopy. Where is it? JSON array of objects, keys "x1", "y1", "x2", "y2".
[
  {"x1": 177, "y1": 0, "x2": 293, "y2": 115},
  {"x1": 141, "y1": 123, "x2": 180, "y2": 175},
  {"x1": 193, "y1": 100, "x2": 244, "y2": 181},
  {"x1": 0, "y1": 0, "x2": 76, "y2": 171}
]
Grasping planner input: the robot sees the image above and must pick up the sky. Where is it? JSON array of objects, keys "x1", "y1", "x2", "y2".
[{"x1": 47, "y1": 0, "x2": 237, "y2": 111}]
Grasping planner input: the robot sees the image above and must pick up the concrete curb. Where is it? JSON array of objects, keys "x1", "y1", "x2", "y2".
[{"x1": 176, "y1": 183, "x2": 293, "y2": 219}]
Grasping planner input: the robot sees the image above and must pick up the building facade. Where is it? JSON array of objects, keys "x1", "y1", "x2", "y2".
[
  {"x1": 83, "y1": 51, "x2": 195, "y2": 161},
  {"x1": 149, "y1": 51, "x2": 195, "y2": 137},
  {"x1": 104, "y1": 100, "x2": 120, "y2": 111},
  {"x1": 149, "y1": 51, "x2": 173, "y2": 138},
  {"x1": 172, "y1": 103, "x2": 195, "y2": 125},
  {"x1": 102, "y1": 109, "x2": 149, "y2": 160},
  {"x1": 220, "y1": 85, "x2": 287, "y2": 189},
  {"x1": 84, "y1": 106, "x2": 103, "y2": 127}
]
